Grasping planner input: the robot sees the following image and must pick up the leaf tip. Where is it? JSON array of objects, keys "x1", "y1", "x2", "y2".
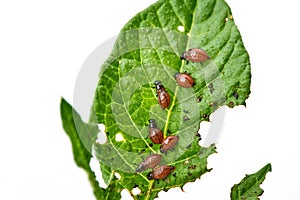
[
  {"x1": 60, "y1": 97, "x2": 69, "y2": 110},
  {"x1": 263, "y1": 163, "x2": 272, "y2": 172}
]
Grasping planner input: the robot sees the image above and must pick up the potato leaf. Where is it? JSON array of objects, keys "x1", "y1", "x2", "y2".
[
  {"x1": 231, "y1": 163, "x2": 272, "y2": 200},
  {"x1": 60, "y1": 98, "x2": 122, "y2": 199},
  {"x1": 60, "y1": 0, "x2": 251, "y2": 199}
]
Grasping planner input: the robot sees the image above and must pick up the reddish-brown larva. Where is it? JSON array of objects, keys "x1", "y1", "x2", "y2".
[
  {"x1": 180, "y1": 48, "x2": 210, "y2": 63},
  {"x1": 136, "y1": 154, "x2": 162, "y2": 172},
  {"x1": 147, "y1": 165, "x2": 175, "y2": 180},
  {"x1": 154, "y1": 80, "x2": 171, "y2": 110},
  {"x1": 148, "y1": 119, "x2": 164, "y2": 144},
  {"x1": 175, "y1": 72, "x2": 195, "y2": 88},
  {"x1": 160, "y1": 135, "x2": 179, "y2": 153}
]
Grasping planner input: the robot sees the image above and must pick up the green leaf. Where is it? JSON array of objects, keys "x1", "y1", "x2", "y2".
[
  {"x1": 60, "y1": 98, "x2": 122, "y2": 200},
  {"x1": 231, "y1": 163, "x2": 272, "y2": 200},
  {"x1": 90, "y1": 0, "x2": 251, "y2": 199},
  {"x1": 89, "y1": 0, "x2": 250, "y2": 198},
  {"x1": 61, "y1": 0, "x2": 251, "y2": 199}
]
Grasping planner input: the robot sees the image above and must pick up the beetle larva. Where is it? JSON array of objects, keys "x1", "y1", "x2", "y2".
[
  {"x1": 148, "y1": 119, "x2": 164, "y2": 144},
  {"x1": 136, "y1": 154, "x2": 162, "y2": 172},
  {"x1": 147, "y1": 165, "x2": 175, "y2": 180},
  {"x1": 160, "y1": 135, "x2": 179, "y2": 153},
  {"x1": 180, "y1": 48, "x2": 210, "y2": 63},
  {"x1": 154, "y1": 80, "x2": 171, "y2": 110}
]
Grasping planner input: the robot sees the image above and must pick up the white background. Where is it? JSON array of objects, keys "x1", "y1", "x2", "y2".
[{"x1": 1, "y1": 0, "x2": 300, "y2": 199}]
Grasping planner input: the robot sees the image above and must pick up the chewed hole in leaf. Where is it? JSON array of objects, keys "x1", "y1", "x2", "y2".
[
  {"x1": 115, "y1": 172, "x2": 121, "y2": 180},
  {"x1": 89, "y1": 158, "x2": 108, "y2": 189},
  {"x1": 177, "y1": 25, "x2": 185, "y2": 32},
  {"x1": 131, "y1": 187, "x2": 141, "y2": 196},
  {"x1": 121, "y1": 189, "x2": 133, "y2": 200},
  {"x1": 200, "y1": 106, "x2": 226, "y2": 147},
  {"x1": 198, "y1": 121, "x2": 210, "y2": 146},
  {"x1": 115, "y1": 133, "x2": 125, "y2": 142},
  {"x1": 96, "y1": 123, "x2": 107, "y2": 144}
]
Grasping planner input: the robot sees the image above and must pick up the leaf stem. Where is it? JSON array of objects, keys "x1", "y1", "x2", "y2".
[
  {"x1": 163, "y1": 86, "x2": 179, "y2": 136},
  {"x1": 163, "y1": 61, "x2": 185, "y2": 136},
  {"x1": 145, "y1": 180, "x2": 154, "y2": 200}
]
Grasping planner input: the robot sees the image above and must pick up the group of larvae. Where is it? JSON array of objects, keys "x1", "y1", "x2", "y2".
[{"x1": 135, "y1": 48, "x2": 210, "y2": 180}]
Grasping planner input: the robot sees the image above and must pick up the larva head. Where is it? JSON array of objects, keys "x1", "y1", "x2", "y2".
[
  {"x1": 136, "y1": 164, "x2": 145, "y2": 173},
  {"x1": 147, "y1": 172, "x2": 154, "y2": 180},
  {"x1": 180, "y1": 52, "x2": 186, "y2": 60},
  {"x1": 154, "y1": 80, "x2": 161, "y2": 86},
  {"x1": 148, "y1": 119, "x2": 156, "y2": 123}
]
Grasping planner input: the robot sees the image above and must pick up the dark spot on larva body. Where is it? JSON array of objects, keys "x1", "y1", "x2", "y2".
[
  {"x1": 175, "y1": 72, "x2": 195, "y2": 88},
  {"x1": 180, "y1": 48, "x2": 210, "y2": 63},
  {"x1": 186, "y1": 144, "x2": 192, "y2": 149},
  {"x1": 229, "y1": 101, "x2": 234, "y2": 108},
  {"x1": 160, "y1": 135, "x2": 179, "y2": 153},
  {"x1": 147, "y1": 165, "x2": 175, "y2": 180},
  {"x1": 187, "y1": 172, "x2": 192, "y2": 176},
  {"x1": 183, "y1": 110, "x2": 189, "y2": 113},
  {"x1": 136, "y1": 154, "x2": 162, "y2": 173},
  {"x1": 154, "y1": 81, "x2": 171, "y2": 110},
  {"x1": 148, "y1": 119, "x2": 164, "y2": 144}
]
